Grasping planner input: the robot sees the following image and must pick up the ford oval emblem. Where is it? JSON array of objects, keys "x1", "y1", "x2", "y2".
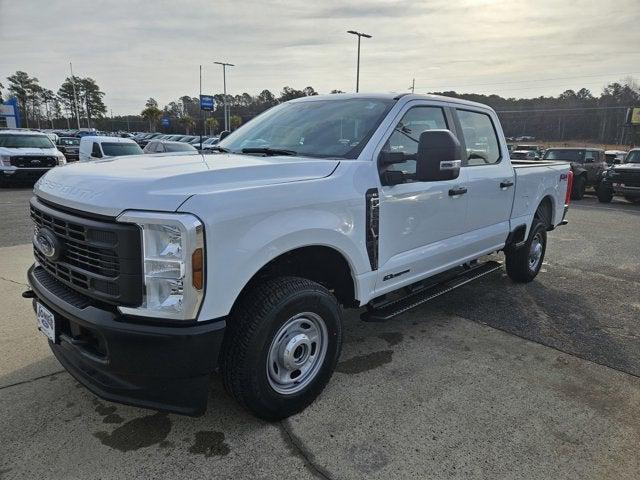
[{"x1": 34, "y1": 228, "x2": 62, "y2": 261}]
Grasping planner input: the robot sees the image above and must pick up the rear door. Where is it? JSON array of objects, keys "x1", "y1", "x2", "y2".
[
  {"x1": 454, "y1": 108, "x2": 514, "y2": 254},
  {"x1": 375, "y1": 101, "x2": 470, "y2": 292}
]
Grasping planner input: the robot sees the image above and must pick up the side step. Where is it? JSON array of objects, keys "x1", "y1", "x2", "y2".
[{"x1": 361, "y1": 261, "x2": 502, "y2": 322}]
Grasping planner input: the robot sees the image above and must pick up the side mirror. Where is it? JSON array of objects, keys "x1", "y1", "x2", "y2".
[
  {"x1": 416, "y1": 130, "x2": 462, "y2": 181},
  {"x1": 219, "y1": 130, "x2": 231, "y2": 141}
]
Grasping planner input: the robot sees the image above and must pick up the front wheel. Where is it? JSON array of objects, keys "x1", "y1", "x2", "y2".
[
  {"x1": 505, "y1": 220, "x2": 547, "y2": 283},
  {"x1": 220, "y1": 276, "x2": 343, "y2": 420}
]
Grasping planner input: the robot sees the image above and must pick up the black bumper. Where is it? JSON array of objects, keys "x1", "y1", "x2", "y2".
[{"x1": 28, "y1": 264, "x2": 225, "y2": 416}]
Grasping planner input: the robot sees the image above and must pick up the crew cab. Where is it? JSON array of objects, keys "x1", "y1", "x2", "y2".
[
  {"x1": 597, "y1": 148, "x2": 640, "y2": 203},
  {"x1": 542, "y1": 147, "x2": 605, "y2": 199},
  {"x1": 24, "y1": 94, "x2": 571, "y2": 420},
  {"x1": 0, "y1": 129, "x2": 66, "y2": 185}
]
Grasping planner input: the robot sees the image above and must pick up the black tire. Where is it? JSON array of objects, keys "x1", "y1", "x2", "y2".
[
  {"x1": 597, "y1": 184, "x2": 613, "y2": 203},
  {"x1": 505, "y1": 220, "x2": 547, "y2": 283},
  {"x1": 571, "y1": 175, "x2": 586, "y2": 200},
  {"x1": 220, "y1": 276, "x2": 343, "y2": 420}
]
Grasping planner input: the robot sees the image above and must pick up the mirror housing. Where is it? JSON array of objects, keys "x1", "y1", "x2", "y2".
[
  {"x1": 416, "y1": 129, "x2": 462, "y2": 181},
  {"x1": 219, "y1": 130, "x2": 231, "y2": 141}
]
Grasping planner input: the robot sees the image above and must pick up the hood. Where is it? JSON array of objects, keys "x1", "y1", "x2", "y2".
[
  {"x1": 35, "y1": 153, "x2": 340, "y2": 216},
  {"x1": 612, "y1": 163, "x2": 640, "y2": 171},
  {"x1": 0, "y1": 146, "x2": 59, "y2": 156}
]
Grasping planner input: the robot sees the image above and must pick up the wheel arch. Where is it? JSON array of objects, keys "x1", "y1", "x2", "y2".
[{"x1": 230, "y1": 244, "x2": 359, "y2": 317}]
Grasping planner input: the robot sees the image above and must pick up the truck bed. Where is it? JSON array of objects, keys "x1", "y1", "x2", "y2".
[{"x1": 511, "y1": 160, "x2": 571, "y2": 229}]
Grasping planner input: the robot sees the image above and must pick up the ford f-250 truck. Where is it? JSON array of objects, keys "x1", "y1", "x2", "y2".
[{"x1": 24, "y1": 94, "x2": 572, "y2": 420}]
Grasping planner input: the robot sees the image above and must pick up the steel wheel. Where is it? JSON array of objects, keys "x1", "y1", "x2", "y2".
[
  {"x1": 528, "y1": 233, "x2": 543, "y2": 271},
  {"x1": 267, "y1": 312, "x2": 328, "y2": 395}
]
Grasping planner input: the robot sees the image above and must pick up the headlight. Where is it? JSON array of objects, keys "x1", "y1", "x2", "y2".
[
  {"x1": 116, "y1": 211, "x2": 205, "y2": 321},
  {"x1": 0, "y1": 155, "x2": 11, "y2": 167}
]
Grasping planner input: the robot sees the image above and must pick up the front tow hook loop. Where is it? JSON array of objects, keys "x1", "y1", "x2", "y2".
[{"x1": 22, "y1": 290, "x2": 36, "y2": 299}]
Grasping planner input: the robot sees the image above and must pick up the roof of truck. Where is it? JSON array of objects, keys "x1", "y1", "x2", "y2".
[{"x1": 289, "y1": 93, "x2": 495, "y2": 110}]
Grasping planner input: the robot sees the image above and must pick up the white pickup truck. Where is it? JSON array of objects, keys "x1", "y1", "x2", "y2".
[{"x1": 25, "y1": 94, "x2": 572, "y2": 419}]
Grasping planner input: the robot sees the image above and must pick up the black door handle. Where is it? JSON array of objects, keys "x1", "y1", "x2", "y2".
[
  {"x1": 449, "y1": 187, "x2": 468, "y2": 196},
  {"x1": 500, "y1": 180, "x2": 514, "y2": 188}
]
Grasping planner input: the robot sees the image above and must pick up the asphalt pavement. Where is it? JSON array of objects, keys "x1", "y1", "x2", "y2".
[{"x1": 1, "y1": 188, "x2": 639, "y2": 480}]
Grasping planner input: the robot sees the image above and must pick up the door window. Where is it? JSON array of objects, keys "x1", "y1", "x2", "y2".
[
  {"x1": 457, "y1": 110, "x2": 501, "y2": 166},
  {"x1": 380, "y1": 106, "x2": 448, "y2": 175}
]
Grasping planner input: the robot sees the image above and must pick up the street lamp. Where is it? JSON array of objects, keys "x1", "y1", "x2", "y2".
[
  {"x1": 347, "y1": 30, "x2": 372, "y2": 93},
  {"x1": 213, "y1": 61, "x2": 235, "y2": 131}
]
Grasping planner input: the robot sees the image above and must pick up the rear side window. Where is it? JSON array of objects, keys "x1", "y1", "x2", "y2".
[{"x1": 457, "y1": 110, "x2": 501, "y2": 166}]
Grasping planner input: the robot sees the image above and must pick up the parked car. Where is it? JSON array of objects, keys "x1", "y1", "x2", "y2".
[
  {"x1": 137, "y1": 133, "x2": 164, "y2": 148},
  {"x1": 0, "y1": 129, "x2": 65, "y2": 185},
  {"x1": 542, "y1": 147, "x2": 606, "y2": 199},
  {"x1": 196, "y1": 137, "x2": 220, "y2": 151},
  {"x1": 597, "y1": 148, "x2": 640, "y2": 204},
  {"x1": 26, "y1": 93, "x2": 571, "y2": 420},
  {"x1": 79, "y1": 136, "x2": 143, "y2": 161},
  {"x1": 604, "y1": 150, "x2": 627, "y2": 165},
  {"x1": 143, "y1": 140, "x2": 199, "y2": 154},
  {"x1": 510, "y1": 150, "x2": 539, "y2": 160},
  {"x1": 56, "y1": 137, "x2": 81, "y2": 162}
]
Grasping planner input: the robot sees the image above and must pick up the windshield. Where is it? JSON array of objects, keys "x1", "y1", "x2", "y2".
[
  {"x1": 219, "y1": 98, "x2": 394, "y2": 159},
  {"x1": 543, "y1": 149, "x2": 584, "y2": 162},
  {"x1": 59, "y1": 138, "x2": 80, "y2": 146},
  {"x1": 101, "y1": 142, "x2": 144, "y2": 156},
  {"x1": 0, "y1": 134, "x2": 55, "y2": 149},
  {"x1": 625, "y1": 150, "x2": 640, "y2": 163}
]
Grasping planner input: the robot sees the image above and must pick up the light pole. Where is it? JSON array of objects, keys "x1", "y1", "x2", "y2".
[
  {"x1": 347, "y1": 30, "x2": 371, "y2": 93},
  {"x1": 69, "y1": 62, "x2": 81, "y2": 130},
  {"x1": 214, "y1": 61, "x2": 234, "y2": 131}
]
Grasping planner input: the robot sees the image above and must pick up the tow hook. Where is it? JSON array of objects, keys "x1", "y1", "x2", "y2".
[{"x1": 22, "y1": 290, "x2": 36, "y2": 299}]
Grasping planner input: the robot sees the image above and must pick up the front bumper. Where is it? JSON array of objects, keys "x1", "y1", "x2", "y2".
[
  {"x1": 28, "y1": 264, "x2": 225, "y2": 416},
  {"x1": 1, "y1": 167, "x2": 52, "y2": 181},
  {"x1": 612, "y1": 185, "x2": 640, "y2": 197}
]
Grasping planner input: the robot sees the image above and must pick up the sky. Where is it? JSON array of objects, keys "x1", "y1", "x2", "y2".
[{"x1": 1, "y1": 0, "x2": 639, "y2": 114}]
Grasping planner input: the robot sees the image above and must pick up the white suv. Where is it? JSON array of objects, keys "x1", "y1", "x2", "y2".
[{"x1": 0, "y1": 129, "x2": 65, "y2": 185}]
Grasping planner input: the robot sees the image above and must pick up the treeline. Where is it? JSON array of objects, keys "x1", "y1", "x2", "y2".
[
  {"x1": 1, "y1": 71, "x2": 106, "y2": 129},
  {"x1": 2, "y1": 69, "x2": 638, "y2": 144},
  {"x1": 434, "y1": 79, "x2": 640, "y2": 144}
]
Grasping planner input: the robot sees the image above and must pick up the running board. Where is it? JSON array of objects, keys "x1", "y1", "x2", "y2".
[{"x1": 361, "y1": 261, "x2": 502, "y2": 322}]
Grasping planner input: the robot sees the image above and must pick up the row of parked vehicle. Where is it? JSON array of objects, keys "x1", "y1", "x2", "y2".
[
  {"x1": 505, "y1": 143, "x2": 640, "y2": 204},
  {"x1": 132, "y1": 132, "x2": 220, "y2": 151},
  {"x1": 0, "y1": 128, "x2": 221, "y2": 185}
]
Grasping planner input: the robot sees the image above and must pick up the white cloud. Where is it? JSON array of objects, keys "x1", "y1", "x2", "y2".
[{"x1": 1, "y1": 0, "x2": 638, "y2": 113}]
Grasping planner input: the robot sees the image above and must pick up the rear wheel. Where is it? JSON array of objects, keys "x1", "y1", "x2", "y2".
[
  {"x1": 505, "y1": 220, "x2": 547, "y2": 283},
  {"x1": 220, "y1": 276, "x2": 343, "y2": 420},
  {"x1": 571, "y1": 175, "x2": 586, "y2": 200}
]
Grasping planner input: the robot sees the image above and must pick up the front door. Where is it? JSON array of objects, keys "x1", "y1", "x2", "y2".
[{"x1": 375, "y1": 103, "x2": 470, "y2": 294}]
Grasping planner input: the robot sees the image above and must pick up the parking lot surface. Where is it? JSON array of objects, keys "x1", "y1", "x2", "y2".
[{"x1": 1, "y1": 190, "x2": 639, "y2": 479}]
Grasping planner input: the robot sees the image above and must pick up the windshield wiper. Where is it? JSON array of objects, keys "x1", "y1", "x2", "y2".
[{"x1": 241, "y1": 147, "x2": 297, "y2": 156}]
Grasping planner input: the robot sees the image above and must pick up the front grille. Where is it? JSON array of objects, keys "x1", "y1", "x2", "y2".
[
  {"x1": 11, "y1": 155, "x2": 57, "y2": 168},
  {"x1": 612, "y1": 170, "x2": 640, "y2": 187},
  {"x1": 32, "y1": 266, "x2": 92, "y2": 309},
  {"x1": 30, "y1": 197, "x2": 143, "y2": 306}
]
